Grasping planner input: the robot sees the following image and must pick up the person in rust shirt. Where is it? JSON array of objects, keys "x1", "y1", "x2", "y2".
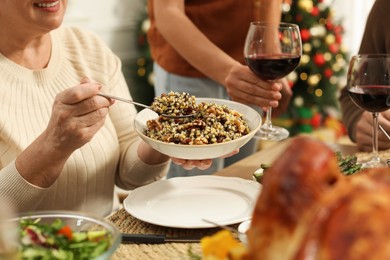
[
  {"x1": 148, "y1": 0, "x2": 290, "y2": 177},
  {"x1": 339, "y1": 0, "x2": 390, "y2": 152}
]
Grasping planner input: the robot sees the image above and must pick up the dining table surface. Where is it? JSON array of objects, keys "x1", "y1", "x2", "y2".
[{"x1": 107, "y1": 136, "x2": 365, "y2": 260}]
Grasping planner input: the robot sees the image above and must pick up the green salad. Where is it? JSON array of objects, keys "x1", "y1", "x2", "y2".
[{"x1": 18, "y1": 218, "x2": 112, "y2": 260}]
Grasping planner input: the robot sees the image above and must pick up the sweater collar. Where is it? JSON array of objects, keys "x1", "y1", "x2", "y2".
[{"x1": 0, "y1": 28, "x2": 62, "y2": 84}]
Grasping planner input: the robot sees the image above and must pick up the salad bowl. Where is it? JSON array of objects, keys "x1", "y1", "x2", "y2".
[{"x1": 9, "y1": 210, "x2": 121, "y2": 260}]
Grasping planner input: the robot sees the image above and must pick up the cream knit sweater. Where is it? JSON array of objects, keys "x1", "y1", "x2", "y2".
[{"x1": 0, "y1": 26, "x2": 169, "y2": 217}]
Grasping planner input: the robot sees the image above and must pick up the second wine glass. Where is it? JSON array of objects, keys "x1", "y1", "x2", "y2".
[
  {"x1": 347, "y1": 54, "x2": 390, "y2": 168},
  {"x1": 244, "y1": 21, "x2": 302, "y2": 141}
]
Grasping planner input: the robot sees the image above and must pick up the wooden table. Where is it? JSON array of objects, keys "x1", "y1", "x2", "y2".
[
  {"x1": 214, "y1": 137, "x2": 358, "y2": 180},
  {"x1": 108, "y1": 136, "x2": 359, "y2": 259}
]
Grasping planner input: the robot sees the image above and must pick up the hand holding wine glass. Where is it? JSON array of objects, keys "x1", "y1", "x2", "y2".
[
  {"x1": 244, "y1": 22, "x2": 302, "y2": 141},
  {"x1": 347, "y1": 54, "x2": 390, "y2": 168}
]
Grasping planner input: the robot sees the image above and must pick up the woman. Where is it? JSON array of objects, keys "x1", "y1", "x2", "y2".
[{"x1": 0, "y1": 0, "x2": 216, "y2": 217}]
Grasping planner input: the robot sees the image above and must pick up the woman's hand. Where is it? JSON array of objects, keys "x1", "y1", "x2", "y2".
[
  {"x1": 16, "y1": 78, "x2": 114, "y2": 187},
  {"x1": 42, "y1": 78, "x2": 114, "y2": 155},
  {"x1": 171, "y1": 149, "x2": 239, "y2": 170},
  {"x1": 272, "y1": 78, "x2": 292, "y2": 117},
  {"x1": 224, "y1": 63, "x2": 291, "y2": 116}
]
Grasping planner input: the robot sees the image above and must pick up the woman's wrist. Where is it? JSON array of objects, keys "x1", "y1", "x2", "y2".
[
  {"x1": 137, "y1": 141, "x2": 170, "y2": 165},
  {"x1": 15, "y1": 135, "x2": 70, "y2": 188}
]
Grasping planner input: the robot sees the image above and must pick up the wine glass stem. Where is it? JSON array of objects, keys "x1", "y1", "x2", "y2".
[
  {"x1": 263, "y1": 106, "x2": 274, "y2": 129},
  {"x1": 262, "y1": 79, "x2": 277, "y2": 131},
  {"x1": 372, "y1": 112, "x2": 380, "y2": 162}
]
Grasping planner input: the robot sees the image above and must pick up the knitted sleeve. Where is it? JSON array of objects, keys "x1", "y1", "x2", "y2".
[{"x1": 67, "y1": 28, "x2": 171, "y2": 189}]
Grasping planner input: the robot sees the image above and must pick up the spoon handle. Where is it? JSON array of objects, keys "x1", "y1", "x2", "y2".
[
  {"x1": 201, "y1": 219, "x2": 243, "y2": 234},
  {"x1": 97, "y1": 93, "x2": 150, "y2": 110},
  {"x1": 98, "y1": 93, "x2": 195, "y2": 119}
]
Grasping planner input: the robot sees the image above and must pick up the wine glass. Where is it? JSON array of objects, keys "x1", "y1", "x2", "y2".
[
  {"x1": 244, "y1": 22, "x2": 302, "y2": 141},
  {"x1": 347, "y1": 54, "x2": 390, "y2": 168}
]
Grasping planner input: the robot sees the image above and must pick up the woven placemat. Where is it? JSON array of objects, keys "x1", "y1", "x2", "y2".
[{"x1": 108, "y1": 208, "x2": 236, "y2": 260}]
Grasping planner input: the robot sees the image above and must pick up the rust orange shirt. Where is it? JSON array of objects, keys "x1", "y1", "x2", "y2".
[{"x1": 147, "y1": 0, "x2": 258, "y2": 78}]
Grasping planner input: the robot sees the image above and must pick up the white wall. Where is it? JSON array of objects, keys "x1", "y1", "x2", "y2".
[
  {"x1": 63, "y1": 0, "x2": 155, "y2": 104},
  {"x1": 64, "y1": 0, "x2": 145, "y2": 62},
  {"x1": 333, "y1": 0, "x2": 375, "y2": 55}
]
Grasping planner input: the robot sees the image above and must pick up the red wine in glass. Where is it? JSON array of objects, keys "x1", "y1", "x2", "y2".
[
  {"x1": 347, "y1": 54, "x2": 390, "y2": 168},
  {"x1": 348, "y1": 85, "x2": 390, "y2": 113},
  {"x1": 245, "y1": 54, "x2": 301, "y2": 81},
  {"x1": 244, "y1": 22, "x2": 302, "y2": 141}
]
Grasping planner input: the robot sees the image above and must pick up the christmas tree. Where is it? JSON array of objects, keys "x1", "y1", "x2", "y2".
[{"x1": 277, "y1": 0, "x2": 348, "y2": 137}]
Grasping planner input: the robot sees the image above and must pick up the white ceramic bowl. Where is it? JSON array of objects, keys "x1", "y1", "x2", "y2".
[
  {"x1": 10, "y1": 210, "x2": 121, "y2": 260},
  {"x1": 134, "y1": 98, "x2": 262, "y2": 160}
]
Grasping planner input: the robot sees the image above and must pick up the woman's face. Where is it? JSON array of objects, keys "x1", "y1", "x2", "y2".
[{"x1": 0, "y1": 0, "x2": 68, "y2": 35}]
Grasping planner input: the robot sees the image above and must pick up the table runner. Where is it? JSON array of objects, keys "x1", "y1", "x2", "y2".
[{"x1": 108, "y1": 208, "x2": 239, "y2": 260}]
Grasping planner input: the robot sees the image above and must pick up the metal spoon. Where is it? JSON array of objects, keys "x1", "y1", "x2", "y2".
[
  {"x1": 201, "y1": 218, "x2": 243, "y2": 234},
  {"x1": 98, "y1": 93, "x2": 195, "y2": 119}
]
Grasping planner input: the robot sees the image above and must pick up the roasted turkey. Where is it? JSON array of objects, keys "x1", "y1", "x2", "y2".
[{"x1": 246, "y1": 136, "x2": 390, "y2": 260}]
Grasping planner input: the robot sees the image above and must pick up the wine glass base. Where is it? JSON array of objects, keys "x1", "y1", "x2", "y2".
[
  {"x1": 256, "y1": 125, "x2": 289, "y2": 141},
  {"x1": 360, "y1": 157, "x2": 389, "y2": 169}
]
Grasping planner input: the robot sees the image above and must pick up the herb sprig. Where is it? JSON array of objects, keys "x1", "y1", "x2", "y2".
[{"x1": 335, "y1": 152, "x2": 362, "y2": 175}]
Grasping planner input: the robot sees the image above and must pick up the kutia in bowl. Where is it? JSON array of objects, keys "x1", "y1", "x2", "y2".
[{"x1": 135, "y1": 95, "x2": 262, "y2": 160}]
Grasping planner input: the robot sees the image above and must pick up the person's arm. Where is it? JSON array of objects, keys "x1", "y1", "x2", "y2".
[
  {"x1": 153, "y1": 0, "x2": 283, "y2": 83},
  {"x1": 15, "y1": 80, "x2": 113, "y2": 188},
  {"x1": 153, "y1": 0, "x2": 236, "y2": 85},
  {"x1": 153, "y1": 0, "x2": 288, "y2": 112},
  {"x1": 257, "y1": 0, "x2": 283, "y2": 23}
]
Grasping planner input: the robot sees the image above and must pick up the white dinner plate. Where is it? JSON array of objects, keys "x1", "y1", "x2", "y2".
[{"x1": 123, "y1": 175, "x2": 261, "y2": 228}]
